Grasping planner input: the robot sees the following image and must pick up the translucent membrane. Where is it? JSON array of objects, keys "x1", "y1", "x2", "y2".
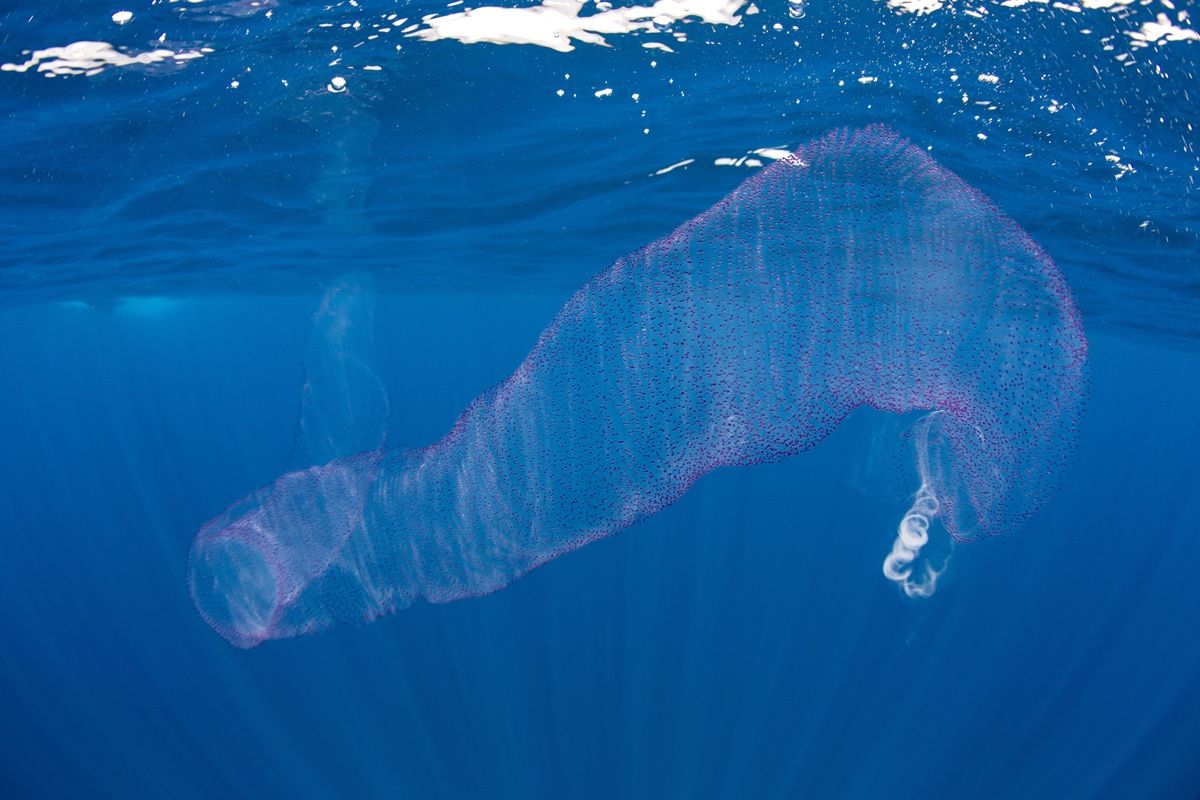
[{"x1": 188, "y1": 126, "x2": 1087, "y2": 647}]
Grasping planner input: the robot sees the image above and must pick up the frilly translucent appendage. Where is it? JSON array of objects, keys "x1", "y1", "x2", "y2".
[{"x1": 882, "y1": 484, "x2": 946, "y2": 598}]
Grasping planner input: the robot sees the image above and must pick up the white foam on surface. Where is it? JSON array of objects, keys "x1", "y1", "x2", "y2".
[
  {"x1": 653, "y1": 158, "x2": 694, "y2": 175},
  {"x1": 1, "y1": 41, "x2": 210, "y2": 77},
  {"x1": 1105, "y1": 152, "x2": 1137, "y2": 179},
  {"x1": 752, "y1": 147, "x2": 792, "y2": 160},
  {"x1": 711, "y1": 146, "x2": 794, "y2": 169},
  {"x1": 1127, "y1": 13, "x2": 1199, "y2": 46},
  {"x1": 410, "y1": 0, "x2": 747, "y2": 52},
  {"x1": 886, "y1": 0, "x2": 944, "y2": 14}
]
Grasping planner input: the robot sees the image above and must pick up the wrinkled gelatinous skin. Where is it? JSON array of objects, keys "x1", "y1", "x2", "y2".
[{"x1": 188, "y1": 126, "x2": 1087, "y2": 647}]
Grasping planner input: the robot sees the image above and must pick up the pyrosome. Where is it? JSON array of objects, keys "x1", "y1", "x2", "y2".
[{"x1": 188, "y1": 125, "x2": 1087, "y2": 647}]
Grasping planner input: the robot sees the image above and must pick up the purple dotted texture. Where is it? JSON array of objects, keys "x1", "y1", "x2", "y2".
[{"x1": 188, "y1": 125, "x2": 1088, "y2": 648}]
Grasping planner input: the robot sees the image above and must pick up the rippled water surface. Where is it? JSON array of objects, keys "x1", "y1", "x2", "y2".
[{"x1": 2, "y1": 0, "x2": 1197, "y2": 336}]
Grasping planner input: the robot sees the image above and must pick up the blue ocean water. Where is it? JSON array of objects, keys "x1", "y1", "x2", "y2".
[{"x1": 1, "y1": 0, "x2": 1198, "y2": 797}]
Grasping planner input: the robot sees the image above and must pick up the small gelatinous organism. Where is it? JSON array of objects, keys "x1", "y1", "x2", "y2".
[{"x1": 188, "y1": 126, "x2": 1087, "y2": 647}]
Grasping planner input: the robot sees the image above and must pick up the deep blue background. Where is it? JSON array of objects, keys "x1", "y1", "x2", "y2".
[
  {"x1": 1, "y1": 297, "x2": 1199, "y2": 798},
  {"x1": 2, "y1": 0, "x2": 1199, "y2": 797}
]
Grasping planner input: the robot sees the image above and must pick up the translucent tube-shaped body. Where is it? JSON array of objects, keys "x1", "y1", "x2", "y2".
[{"x1": 188, "y1": 126, "x2": 1087, "y2": 647}]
